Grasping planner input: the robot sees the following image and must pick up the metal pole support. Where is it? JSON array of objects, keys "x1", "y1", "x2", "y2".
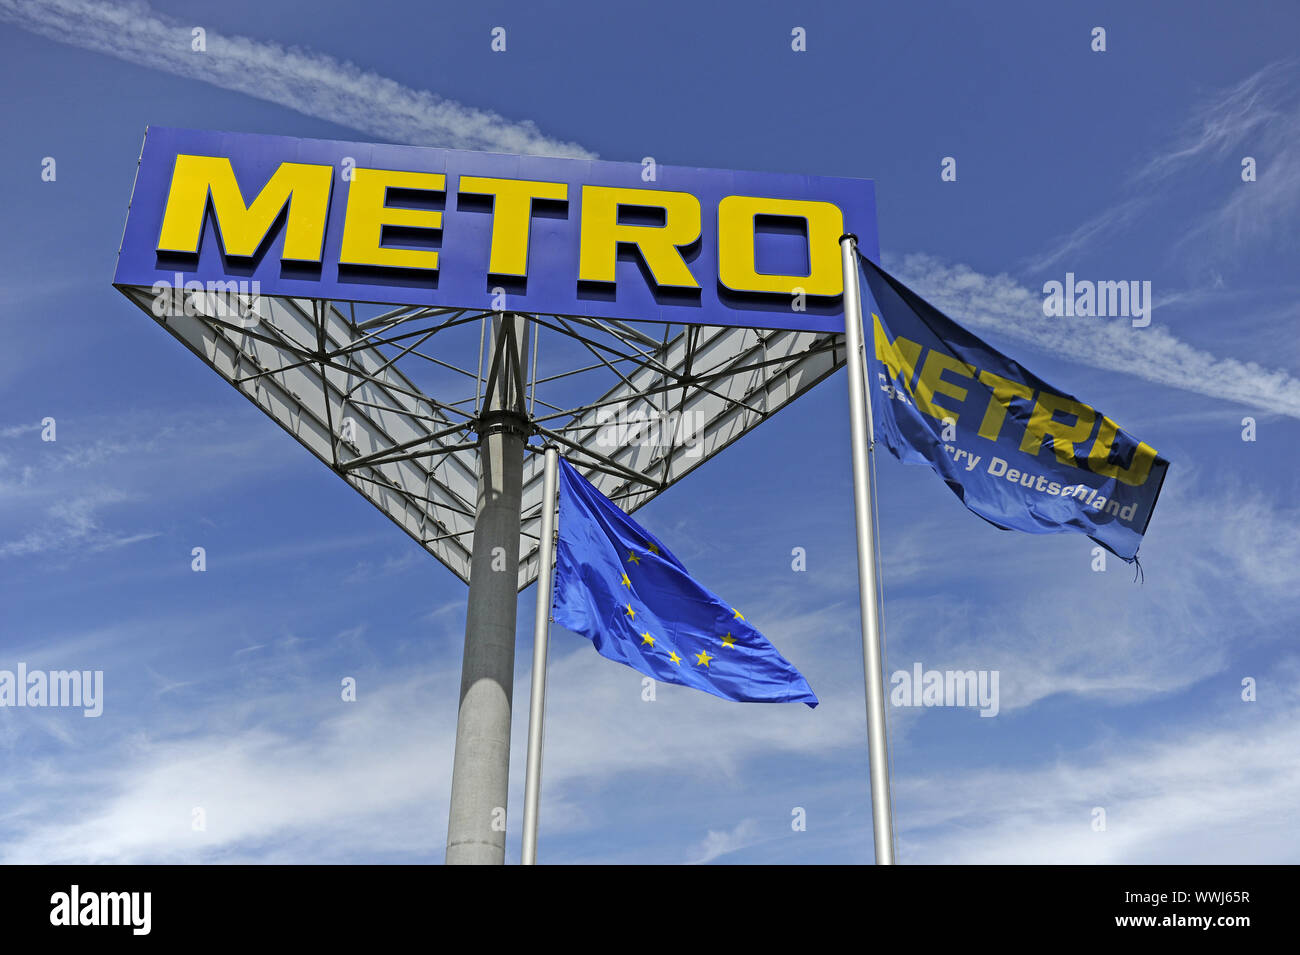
[
  {"x1": 446, "y1": 315, "x2": 529, "y2": 864},
  {"x1": 839, "y1": 234, "x2": 897, "y2": 865},
  {"x1": 521, "y1": 446, "x2": 559, "y2": 864}
]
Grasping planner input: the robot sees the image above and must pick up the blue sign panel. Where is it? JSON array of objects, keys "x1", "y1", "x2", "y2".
[{"x1": 114, "y1": 127, "x2": 877, "y2": 333}]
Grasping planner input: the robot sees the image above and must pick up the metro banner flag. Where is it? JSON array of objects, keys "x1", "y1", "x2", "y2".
[{"x1": 858, "y1": 254, "x2": 1168, "y2": 561}]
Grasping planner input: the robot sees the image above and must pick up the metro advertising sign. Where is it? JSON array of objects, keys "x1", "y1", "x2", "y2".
[{"x1": 114, "y1": 127, "x2": 878, "y2": 334}]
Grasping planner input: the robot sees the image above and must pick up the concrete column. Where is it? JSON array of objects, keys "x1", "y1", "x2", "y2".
[{"x1": 446, "y1": 316, "x2": 528, "y2": 864}]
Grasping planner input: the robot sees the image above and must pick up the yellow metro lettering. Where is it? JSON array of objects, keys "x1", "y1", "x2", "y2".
[
  {"x1": 976, "y1": 370, "x2": 1034, "y2": 441},
  {"x1": 339, "y1": 168, "x2": 445, "y2": 271},
  {"x1": 156, "y1": 157, "x2": 865, "y2": 304},
  {"x1": 1087, "y1": 415, "x2": 1159, "y2": 487},
  {"x1": 578, "y1": 186, "x2": 700, "y2": 288},
  {"x1": 716, "y1": 196, "x2": 843, "y2": 296},
  {"x1": 458, "y1": 176, "x2": 567, "y2": 276},
  {"x1": 914, "y1": 348, "x2": 976, "y2": 423},
  {"x1": 1018, "y1": 392, "x2": 1097, "y2": 466},
  {"x1": 157, "y1": 154, "x2": 332, "y2": 261},
  {"x1": 872, "y1": 314, "x2": 923, "y2": 393}
]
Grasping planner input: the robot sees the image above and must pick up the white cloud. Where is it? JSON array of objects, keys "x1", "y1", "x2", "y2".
[
  {"x1": 0, "y1": 422, "x2": 41, "y2": 439},
  {"x1": 0, "y1": 668, "x2": 460, "y2": 864},
  {"x1": 1136, "y1": 59, "x2": 1295, "y2": 184},
  {"x1": 0, "y1": 410, "x2": 288, "y2": 560},
  {"x1": 0, "y1": 0, "x2": 594, "y2": 158},
  {"x1": 897, "y1": 659, "x2": 1300, "y2": 863},
  {"x1": 878, "y1": 469, "x2": 1300, "y2": 716},
  {"x1": 884, "y1": 251, "x2": 1300, "y2": 419},
  {"x1": 0, "y1": 589, "x2": 870, "y2": 863},
  {"x1": 1027, "y1": 59, "x2": 1300, "y2": 273},
  {"x1": 690, "y1": 817, "x2": 762, "y2": 864},
  {"x1": 1023, "y1": 198, "x2": 1151, "y2": 276}
]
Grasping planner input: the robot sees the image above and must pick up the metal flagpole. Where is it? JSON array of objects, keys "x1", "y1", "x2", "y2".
[
  {"x1": 838, "y1": 234, "x2": 896, "y2": 865},
  {"x1": 521, "y1": 446, "x2": 559, "y2": 865}
]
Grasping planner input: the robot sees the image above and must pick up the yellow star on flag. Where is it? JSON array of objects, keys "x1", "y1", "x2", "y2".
[
  {"x1": 668, "y1": 651, "x2": 681, "y2": 665},
  {"x1": 626, "y1": 551, "x2": 641, "y2": 565},
  {"x1": 721, "y1": 632, "x2": 736, "y2": 648},
  {"x1": 621, "y1": 573, "x2": 631, "y2": 589},
  {"x1": 640, "y1": 632, "x2": 654, "y2": 646},
  {"x1": 733, "y1": 609, "x2": 745, "y2": 621},
  {"x1": 625, "y1": 604, "x2": 636, "y2": 620},
  {"x1": 695, "y1": 650, "x2": 713, "y2": 667},
  {"x1": 648, "y1": 542, "x2": 659, "y2": 554}
]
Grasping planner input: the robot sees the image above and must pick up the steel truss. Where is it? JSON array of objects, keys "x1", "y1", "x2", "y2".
[{"x1": 114, "y1": 284, "x2": 846, "y2": 589}]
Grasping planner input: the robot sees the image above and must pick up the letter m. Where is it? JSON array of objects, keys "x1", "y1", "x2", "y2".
[
  {"x1": 156, "y1": 155, "x2": 333, "y2": 262},
  {"x1": 945, "y1": 670, "x2": 977, "y2": 707},
  {"x1": 872, "y1": 313, "x2": 923, "y2": 395},
  {"x1": 100, "y1": 893, "x2": 129, "y2": 926},
  {"x1": 1097, "y1": 280, "x2": 1129, "y2": 317},
  {"x1": 51, "y1": 670, "x2": 80, "y2": 705}
]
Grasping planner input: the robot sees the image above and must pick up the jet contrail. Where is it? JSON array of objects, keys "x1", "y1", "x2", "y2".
[
  {"x1": 890, "y1": 252, "x2": 1300, "y2": 420},
  {"x1": 0, "y1": 0, "x2": 594, "y2": 158},
  {"x1": 6, "y1": 0, "x2": 1292, "y2": 420}
]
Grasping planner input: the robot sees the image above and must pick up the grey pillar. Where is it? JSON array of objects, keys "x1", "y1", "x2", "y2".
[{"x1": 446, "y1": 315, "x2": 529, "y2": 865}]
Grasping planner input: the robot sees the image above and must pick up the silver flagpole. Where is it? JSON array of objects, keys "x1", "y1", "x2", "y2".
[
  {"x1": 838, "y1": 234, "x2": 896, "y2": 865},
  {"x1": 521, "y1": 445, "x2": 559, "y2": 865}
]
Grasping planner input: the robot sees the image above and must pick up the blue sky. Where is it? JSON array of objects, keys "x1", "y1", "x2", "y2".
[{"x1": 1, "y1": 0, "x2": 1299, "y2": 863}]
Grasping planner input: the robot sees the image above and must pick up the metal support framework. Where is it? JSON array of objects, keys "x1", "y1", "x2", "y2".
[
  {"x1": 115, "y1": 282, "x2": 854, "y2": 864},
  {"x1": 115, "y1": 285, "x2": 848, "y2": 592}
]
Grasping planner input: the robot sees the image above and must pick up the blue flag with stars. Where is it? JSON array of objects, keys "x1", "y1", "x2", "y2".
[{"x1": 551, "y1": 458, "x2": 818, "y2": 707}]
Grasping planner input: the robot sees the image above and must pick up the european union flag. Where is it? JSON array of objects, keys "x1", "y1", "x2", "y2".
[{"x1": 551, "y1": 458, "x2": 818, "y2": 707}]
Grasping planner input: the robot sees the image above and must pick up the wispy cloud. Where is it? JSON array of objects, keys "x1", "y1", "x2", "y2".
[
  {"x1": 1136, "y1": 59, "x2": 1296, "y2": 183},
  {"x1": 896, "y1": 658, "x2": 1300, "y2": 863},
  {"x1": 0, "y1": 422, "x2": 41, "y2": 439},
  {"x1": 0, "y1": 409, "x2": 288, "y2": 561},
  {"x1": 1023, "y1": 199, "x2": 1149, "y2": 276},
  {"x1": 0, "y1": 669, "x2": 460, "y2": 863},
  {"x1": 881, "y1": 470, "x2": 1300, "y2": 716},
  {"x1": 4, "y1": 469, "x2": 1295, "y2": 863},
  {"x1": 689, "y1": 817, "x2": 763, "y2": 864},
  {"x1": 885, "y1": 251, "x2": 1300, "y2": 419},
  {"x1": 0, "y1": 0, "x2": 594, "y2": 158},
  {"x1": 1027, "y1": 59, "x2": 1300, "y2": 272},
  {"x1": 0, "y1": 486, "x2": 152, "y2": 559}
]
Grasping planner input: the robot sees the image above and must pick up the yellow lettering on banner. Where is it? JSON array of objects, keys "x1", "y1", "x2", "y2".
[
  {"x1": 914, "y1": 349, "x2": 976, "y2": 423},
  {"x1": 872, "y1": 314, "x2": 923, "y2": 393},
  {"x1": 458, "y1": 176, "x2": 568, "y2": 276},
  {"x1": 157, "y1": 155, "x2": 333, "y2": 261},
  {"x1": 578, "y1": 186, "x2": 700, "y2": 288},
  {"x1": 716, "y1": 196, "x2": 843, "y2": 296},
  {"x1": 1087, "y1": 415, "x2": 1159, "y2": 487},
  {"x1": 976, "y1": 370, "x2": 1035, "y2": 441},
  {"x1": 339, "y1": 168, "x2": 445, "y2": 271},
  {"x1": 1019, "y1": 392, "x2": 1097, "y2": 466}
]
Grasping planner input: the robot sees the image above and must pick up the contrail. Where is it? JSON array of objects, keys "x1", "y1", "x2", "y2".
[
  {"x1": 1026, "y1": 60, "x2": 1299, "y2": 273},
  {"x1": 889, "y1": 252, "x2": 1300, "y2": 421},
  {"x1": 0, "y1": 0, "x2": 594, "y2": 159},
  {"x1": 6, "y1": 0, "x2": 1292, "y2": 420}
]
